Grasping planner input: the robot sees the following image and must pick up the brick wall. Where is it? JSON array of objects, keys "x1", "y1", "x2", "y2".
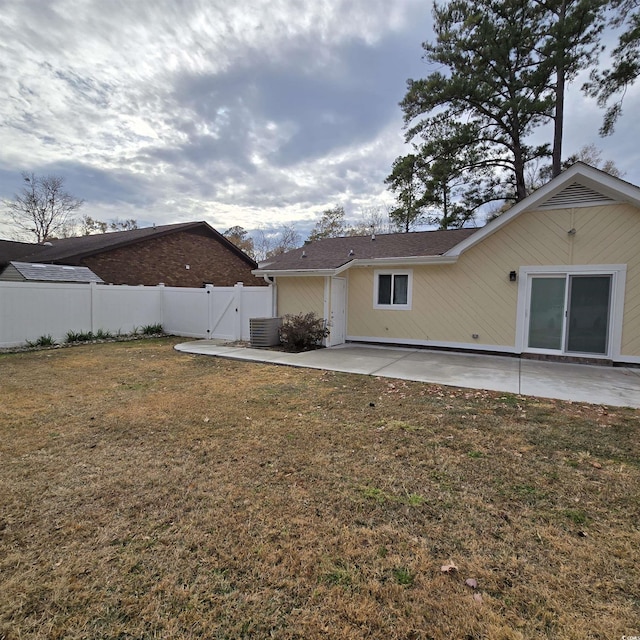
[{"x1": 80, "y1": 228, "x2": 264, "y2": 287}]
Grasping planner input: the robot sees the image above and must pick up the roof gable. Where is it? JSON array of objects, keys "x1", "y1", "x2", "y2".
[
  {"x1": 446, "y1": 162, "x2": 640, "y2": 258},
  {"x1": 537, "y1": 181, "x2": 619, "y2": 209}
]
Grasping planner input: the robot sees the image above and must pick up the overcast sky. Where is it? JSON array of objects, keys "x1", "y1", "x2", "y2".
[{"x1": 1, "y1": 0, "x2": 639, "y2": 241}]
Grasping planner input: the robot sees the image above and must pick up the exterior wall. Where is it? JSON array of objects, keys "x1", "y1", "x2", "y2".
[
  {"x1": 346, "y1": 203, "x2": 640, "y2": 358},
  {"x1": 0, "y1": 264, "x2": 24, "y2": 281},
  {"x1": 80, "y1": 228, "x2": 260, "y2": 287},
  {"x1": 276, "y1": 276, "x2": 325, "y2": 319}
]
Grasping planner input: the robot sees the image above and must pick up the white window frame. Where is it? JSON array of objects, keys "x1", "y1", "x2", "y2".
[{"x1": 373, "y1": 269, "x2": 413, "y2": 310}]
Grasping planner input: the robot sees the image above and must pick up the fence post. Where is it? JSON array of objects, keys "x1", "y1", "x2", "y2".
[
  {"x1": 158, "y1": 283, "x2": 165, "y2": 329},
  {"x1": 90, "y1": 281, "x2": 97, "y2": 333},
  {"x1": 234, "y1": 282, "x2": 243, "y2": 341},
  {"x1": 205, "y1": 284, "x2": 214, "y2": 338},
  {"x1": 0, "y1": 284, "x2": 4, "y2": 343}
]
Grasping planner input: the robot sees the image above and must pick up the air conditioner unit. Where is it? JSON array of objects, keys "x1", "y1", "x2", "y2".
[{"x1": 249, "y1": 317, "x2": 282, "y2": 347}]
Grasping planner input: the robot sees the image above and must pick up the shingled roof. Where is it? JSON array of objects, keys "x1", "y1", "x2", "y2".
[
  {"x1": 12, "y1": 221, "x2": 256, "y2": 267},
  {"x1": 257, "y1": 227, "x2": 479, "y2": 272},
  {"x1": 2, "y1": 261, "x2": 104, "y2": 283},
  {"x1": 0, "y1": 239, "x2": 47, "y2": 267}
]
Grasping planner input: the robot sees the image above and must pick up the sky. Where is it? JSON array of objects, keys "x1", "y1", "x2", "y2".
[{"x1": 1, "y1": 0, "x2": 639, "y2": 242}]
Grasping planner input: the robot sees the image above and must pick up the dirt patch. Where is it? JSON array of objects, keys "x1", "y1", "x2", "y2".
[{"x1": 0, "y1": 338, "x2": 638, "y2": 639}]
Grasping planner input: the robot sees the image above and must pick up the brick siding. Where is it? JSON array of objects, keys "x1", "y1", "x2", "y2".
[{"x1": 80, "y1": 228, "x2": 263, "y2": 287}]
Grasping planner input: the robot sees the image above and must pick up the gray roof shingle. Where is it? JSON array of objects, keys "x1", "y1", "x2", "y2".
[
  {"x1": 257, "y1": 228, "x2": 479, "y2": 271},
  {"x1": 0, "y1": 239, "x2": 46, "y2": 266},
  {"x1": 6, "y1": 262, "x2": 104, "y2": 283}
]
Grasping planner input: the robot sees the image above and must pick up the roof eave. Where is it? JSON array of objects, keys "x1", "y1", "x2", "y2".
[
  {"x1": 253, "y1": 255, "x2": 458, "y2": 277},
  {"x1": 252, "y1": 268, "x2": 339, "y2": 277},
  {"x1": 345, "y1": 255, "x2": 458, "y2": 269}
]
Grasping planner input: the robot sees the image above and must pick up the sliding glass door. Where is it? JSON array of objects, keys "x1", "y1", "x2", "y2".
[
  {"x1": 527, "y1": 274, "x2": 612, "y2": 355},
  {"x1": 566, "y1": 276, "x2": 611, "y2": 354},
  {"x1": 528, "y1": 277, "x2": 566, "y2": 350}
]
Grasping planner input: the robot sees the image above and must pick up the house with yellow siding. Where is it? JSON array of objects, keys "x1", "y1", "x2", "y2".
[{"x1": 253, "y1": 164, "x2": 640, "y2": 365}]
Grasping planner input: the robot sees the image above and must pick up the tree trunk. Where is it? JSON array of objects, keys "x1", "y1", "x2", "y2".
[
  {"x1": 442, "y1": 180, "x2": 449, "y2": 229},
  {"x1": 513, "y1": 143, "x2": 528, "y2": 201},
  {"x1": 552, "y1": 0, "x2": 567, "y2": 178}
]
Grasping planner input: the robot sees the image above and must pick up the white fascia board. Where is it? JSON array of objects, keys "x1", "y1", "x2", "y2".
[
  {"x1": 251, "y1": 268, "x2": 338, "y2": 277},
  {"x1": 574, "y1": 173, "x2": 640, "y2": 207},
  {"x1": 445, "y1": 162, "x2": 640, "y2": 258},
  {"x1": 254, "y1": 255, "x2": 458, "y2": 278},
  {"x1": 337, "y1": 255, "x2": 458, "y2": 271}
]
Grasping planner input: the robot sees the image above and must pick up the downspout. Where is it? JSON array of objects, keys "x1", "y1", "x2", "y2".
[{"x1": 262, "y1": 275, "x2": 277, "y2": 317}]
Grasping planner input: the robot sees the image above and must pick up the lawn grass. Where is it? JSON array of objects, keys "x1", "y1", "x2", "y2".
[{"x1": 0, "y1": 338, "x2": 638, "y2": 639}]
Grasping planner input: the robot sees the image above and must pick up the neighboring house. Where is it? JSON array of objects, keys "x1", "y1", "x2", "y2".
[
  {"x1": 0, "y1": 239, "x2": 41, "y2": 265},
  {"x1": 0, "y1": 261, "x2": 104, "y2": 283},
  {"x1": 254, "y1": 163, "x2": 640, "y2": 365},
  {"x1": 0, "y1": 221, "x2": 260, "y2": 287}
]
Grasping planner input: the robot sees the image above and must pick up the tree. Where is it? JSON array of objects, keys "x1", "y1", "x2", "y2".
[
  {"x1": 402, "y1": 0, "x2": 554, "y2": 204},
  {"x1": 223, "y1": 225, "x2": 255, "y2": 258},
  {"x1": 421, "y1": 159, "x2": 477, "y2": 229},
  {"x1": 584, "y1": 0, "x2": 640, "y2": 134},
  {"x1": 347, "y1": 205, "x2": 393, "y2": 236},
  {"x1": 411, "y1": 116, "x2": 491, "y2": 228},
  {"x1": 526, "y1": 142, "x2": 623, "y2": 191},
  {"x1": 81, "y1": 215, "x2": 108, "y2": 235},
  {"x1": 267, "y1": 225, "x2": 301, "y2": 258},
  {"x1": 254, "y1": 225, "x2": 302, "y2": 261},
  {"x1": 307, "y1": 206, "x2": 347, "y2": 242},
  {"x1": 385, "y1": 154, "x2": 429, "y2": 231},
  {"x1": 536, "y1": 0, "x2": 607, "y2": 176},
  {"x1": 3, "y1": 173, "x2": 84, "y2": 242},
  {"x1": 80, "y1": 215, "x2": 139, "y2": 236},
  {"x1": 564, "y1": 143, "x2": 623, "y2": 176},
  {"x1": 110, "y1": 218, "x2": 138, "y2": 231},
  {"x1": 401, "y1": 0, "x2": 609, "y2": 207}
]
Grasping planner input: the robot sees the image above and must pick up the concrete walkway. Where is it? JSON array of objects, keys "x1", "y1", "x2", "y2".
[{"x1": 174, "y1": 341, "x2": 640, "y2": 409}]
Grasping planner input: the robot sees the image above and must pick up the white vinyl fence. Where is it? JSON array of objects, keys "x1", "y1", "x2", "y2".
[{"x1": 0, "y1": 281, "x2": 274, "y2": 347}]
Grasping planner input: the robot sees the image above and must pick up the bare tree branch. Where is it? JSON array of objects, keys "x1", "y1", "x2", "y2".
[{"x1": 3, "y1": 173, "x2": 84, "y2": 243}]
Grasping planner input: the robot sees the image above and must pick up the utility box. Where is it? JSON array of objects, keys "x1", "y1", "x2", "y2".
[{"x1": 249, "y1": 317, "x2": 282, "y2": 347}]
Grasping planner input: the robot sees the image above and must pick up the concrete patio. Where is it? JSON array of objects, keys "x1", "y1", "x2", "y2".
[{"x1": 175, "y1": 341, "x2": 640, "y2": 409}]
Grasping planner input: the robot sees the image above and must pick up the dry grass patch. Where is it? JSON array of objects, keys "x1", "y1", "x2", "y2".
[{"x1": 1, "y1": 338, "x2": 639, "y2": 639}]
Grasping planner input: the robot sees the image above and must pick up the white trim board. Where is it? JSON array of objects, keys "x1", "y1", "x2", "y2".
[
  {"x1": 346, "y1": 335, "x2": 640, "y2": 365},
  {"x1": 346, "y1": 335, "x2": 517, "y2": 354}
]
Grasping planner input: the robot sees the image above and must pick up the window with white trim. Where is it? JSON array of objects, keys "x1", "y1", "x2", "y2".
[{"x1": 374, "y1": 270, "x2": 412, "y2": 310}]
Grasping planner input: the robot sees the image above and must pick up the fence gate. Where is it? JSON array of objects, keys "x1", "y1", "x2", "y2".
[
  {"x1": 207, "y1": 284, "x2": 273, "y2": 341},
  {"x1": 207, "y1": 286, "x2": 238, "y2": 340}
]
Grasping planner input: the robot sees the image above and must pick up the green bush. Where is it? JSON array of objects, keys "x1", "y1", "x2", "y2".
[
  {"x1": 22, "y1": 326, "x2": 165, "y2": 351},
  {"x1": 279, "y1": 313, "x2": 329, "y2": 352},
  {"x1": 141, "y1": 323, "x2": 163, "y2": 335},
  {"x1": 65, "y1": 330, "x2": 94, "y2": 343},
  {"x1": 26, "y1": 334, "x2": 57, "y2": 348}
]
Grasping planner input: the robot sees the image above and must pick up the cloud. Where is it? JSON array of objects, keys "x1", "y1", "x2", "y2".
[
  {"x1": 1, "y1": 0, "x2": 637, "y2": 245},
  {"x1": 0, "y1": 0, "x2": 428, "y2": 233}
]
